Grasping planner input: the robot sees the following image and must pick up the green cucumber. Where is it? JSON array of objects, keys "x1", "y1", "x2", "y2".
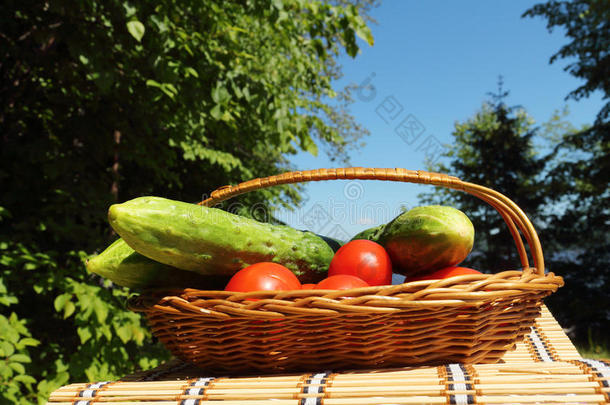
[
  {"x1": 377, "y1": 205, "x2": 474, "y2": 277},
  {"x1": 350, "y1": 224, "x2": 385, "y2": 242},
  {"x1": 108, "y1": 197, "x2": 334, "y2": 283},
  {"x1": 86, "y1": 238, "x2": 229, "y2": 290}
]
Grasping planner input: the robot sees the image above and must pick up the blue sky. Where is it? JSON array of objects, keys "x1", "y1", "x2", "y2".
[{"x1": 274, "y1": 0, "x2": 604, "y2": 240}]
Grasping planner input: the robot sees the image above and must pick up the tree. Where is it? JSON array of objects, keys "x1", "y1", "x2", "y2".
[
  {"x1": 0, "y1": 1, "x2": 374, "y2": 402},
  {"x1": 522, "y1": 0, "x2": 609, "y2": 214},
  {"x1": 523, "y1": 0, "x2": 609, "y2": 349},
  {"x1": 420, "y1": 85, "x2": 547, "y2": 274},
  {"x1": 523, "y1": 0, "x2": 609, "y2": 123}
]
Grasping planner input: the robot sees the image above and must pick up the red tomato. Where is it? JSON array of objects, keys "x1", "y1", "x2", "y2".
[
  {"x1": 328, "y1": 240, "x2": 392, "y2": 286},
  {"x1": 301, "y1": 283, "x2": 317, "y2": 290},
  {"x1": 407, "y1": 266, "x2": 482, "y2": 281},
  {"x1": 224, "y1": 262, "x2": 301, "y2": 292},
  {"x1": 315, "y1": 275, "x2": 369, "y2": 290}
]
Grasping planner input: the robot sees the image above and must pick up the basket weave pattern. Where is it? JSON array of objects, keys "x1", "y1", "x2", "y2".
[{"x1": 129, "y1": 167, "x2": 563, "y2": 373}]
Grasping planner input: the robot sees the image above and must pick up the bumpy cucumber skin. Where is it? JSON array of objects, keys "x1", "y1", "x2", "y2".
[
  {"x1": 377, "y1": 205, "x2": 474, "y2": 277},
  {"x1": 108, "y1": 197, "x2": 334, "y2": 284},
  {"x1": 350, "y1": 224, "x2": 385, "y2": 242},
  {"x1": 86, "y1": 238, "x2": 229, "y2": 290}
]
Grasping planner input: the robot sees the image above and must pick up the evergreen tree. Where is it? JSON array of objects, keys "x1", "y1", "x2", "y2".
[{"x1": 420, "y1": 83, "x2": 547, "y2": 273}]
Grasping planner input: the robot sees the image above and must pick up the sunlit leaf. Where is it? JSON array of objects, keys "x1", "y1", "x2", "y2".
[{"x1": 126, "y1": 20, "x2": 145, "y2": 42}]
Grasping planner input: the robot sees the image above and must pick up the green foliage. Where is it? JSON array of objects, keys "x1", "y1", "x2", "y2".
[
  {"x1": 0, "y1": 310, "x2": 40, "y2": 405},
  {"x1": 538, "y1": 121, "x2": 610, "y2": 347},
  {"x1": 1, "y1": 0, "x2": 373, "y2": 403},
  {"x1": 576, "y1": 338, "x2": 610, "y2": 360},
  {"x1": 523, "y1": 0, "x2": 609, "y2": 347},
  {"x1": 523, "y1": 0, "x2": 610, "y2": 122},
  {"x1": 0, "y1": 237, "x2": 171, "y2": 404}
]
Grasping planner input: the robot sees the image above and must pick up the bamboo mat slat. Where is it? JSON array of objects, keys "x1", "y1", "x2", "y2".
[{"x1": 47, "y1": 306, "x2": 610, "y2": 405}]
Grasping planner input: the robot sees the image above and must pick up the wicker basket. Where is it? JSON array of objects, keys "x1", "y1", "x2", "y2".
[{"x1": 128, "y1": 167, "x2": 563, "y2": 373}]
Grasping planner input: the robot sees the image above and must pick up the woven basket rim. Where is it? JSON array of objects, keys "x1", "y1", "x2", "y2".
[{"x1": 128, "y1": 269, "x2": 563, "y2": 319}]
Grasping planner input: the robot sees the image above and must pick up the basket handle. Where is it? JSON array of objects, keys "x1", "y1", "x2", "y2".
[{"x1": 199, "y1": 167, "x2": 544, "y2": 276}]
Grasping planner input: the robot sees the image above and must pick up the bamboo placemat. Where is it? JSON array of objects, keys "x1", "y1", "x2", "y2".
[{"x1": 47, "y1": 306, "x2": 610, "y2": 404}]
